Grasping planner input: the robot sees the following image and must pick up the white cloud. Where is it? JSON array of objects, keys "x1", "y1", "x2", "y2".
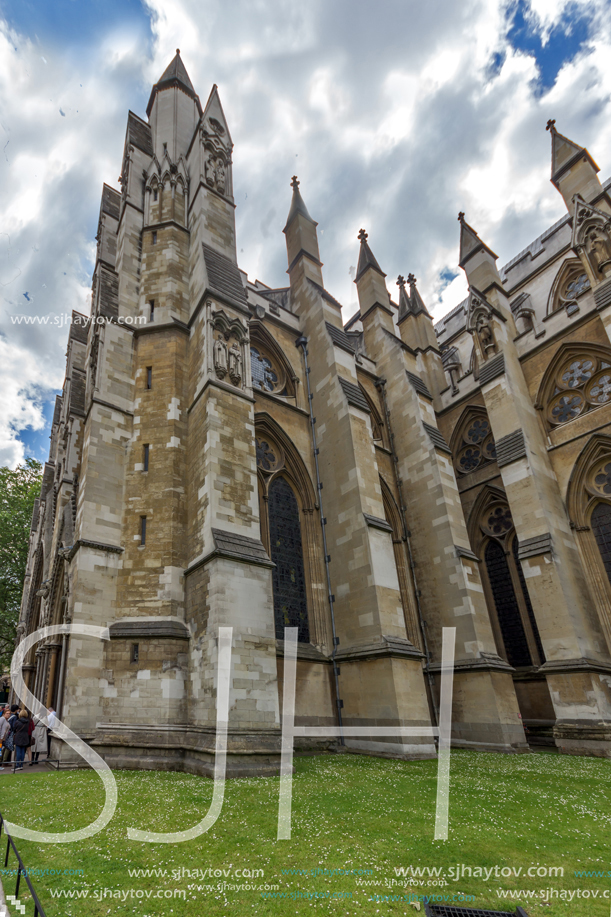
[{"x1": 1, "y1": 0, "x2": 611, "y2": 464}]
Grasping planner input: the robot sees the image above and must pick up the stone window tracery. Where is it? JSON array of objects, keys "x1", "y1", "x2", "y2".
[
  {"x1": 268, "y1": 477, "x2": 309, "y2": 643},
  {"x1": 548, "y1": 259, "x2": 591, "y2": 316},
  {"x1": 471, "y1": 492, "x2": 545, "y2": 669},
  {"x1": 250, "y1": 346, "x2": 281, "y2": 393},
  {"x1": 256, "y1": 436, "x2": 282, "y2": 474},
  {"x1": 546, "y1": 354, "x2": 611, "y2": 426},
  {"x1": 453, "y1": 414, "x2": 497, "y2": 476}
]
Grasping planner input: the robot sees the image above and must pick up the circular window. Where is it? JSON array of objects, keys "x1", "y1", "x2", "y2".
[
  {"x1": 457, "y1": 446, "x2": 482, "y2": 474},
  {"x1": 481, "y1": 503, "x2": 513, "y2": 537},
  {"x1": 563, "y1": 272, "x2": 590, "y2": 300},
  {"x1": 454, "y1": 414, "x2": 497, "y2": 476},
  {"x1": 465, "y1": 419, "x2": 490, "y2": 444},
  {"x1": 549, "y1": 391, "x2": 585, "y2": 425},
  {"x1": 586, "y1": 372, "x2": 611, "y2": 405},
  {"x1": 256, "y1": 437, "x2": 282, "y2": 473},
  {"x1": 558, "y1": 359, "x2": 594, "y2": 389}
]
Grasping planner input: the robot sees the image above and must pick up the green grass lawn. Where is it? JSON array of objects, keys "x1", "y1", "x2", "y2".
[{"x1": 1, "y1": 750, "x2": 610, "y2": 916}]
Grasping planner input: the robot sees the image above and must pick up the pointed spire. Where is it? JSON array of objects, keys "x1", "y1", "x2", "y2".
[
  {"x1": 284, "y1": 176, "x2": 316, "y2": 232},
  {"x1": 147, "y1": 49, "x2": 202, "y2": 117},
  {"x1": 397, "y1": 275, "x2": 411, "y2": 317},
  {"x1": 355, "y1": 229, "x2": 386, "y2": 282},
  {"x1": 160, "y1": 49, "x2": 195, "y2": 93},
  {"x1": 546, "y1": 118, "x2": 599, "y2": 189},
  {"x1": 407, "y1": 273, "x2": 431, "y2": 318},
  {"x1": 458, "y1": 212, "x2": 497, "y2": 269}
]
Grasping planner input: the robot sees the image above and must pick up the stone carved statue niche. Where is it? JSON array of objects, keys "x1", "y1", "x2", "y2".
[
  {"x1": 571, "y1": 194, "x2": 611, "y2": 282},
  {"x1": 213, "y1": 335, "x2": 228, "y2": 379},
  {"x1": 466, "y1": 287, "x2": 500, "y2": 366},
  {"x1": 211, "y1": 308, "x2": 247, "y2": 389},
  {"x1": 202, "y1": 116, "x2": 232, "y2": 197}
]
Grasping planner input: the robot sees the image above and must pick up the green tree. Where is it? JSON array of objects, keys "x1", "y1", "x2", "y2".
[{"x1": 0, "y1": 458, "x2": 43, "y2": 670}]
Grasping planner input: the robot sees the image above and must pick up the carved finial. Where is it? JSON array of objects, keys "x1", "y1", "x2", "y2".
[
  {"x1": 546, "y1": 118, "x2": 556, "y2": 132},
  {"x1": 176, "y1": 48, "x2": 180, "y2": 54},
  {"x1": 358, "y1": 228, "x2": 368, "y2": 242},
  {"x1": 407, "y1": 273, "x2": 417, "y2": 285},
  {"x1": 290, "y1": 175, "x2": 299, "y2": 189},
  {"x1": 458, "y1": 211, "x2": 465, "y2": 222},
  {"x1": 396, "y1": 275, "x2": 406, "y2": 288}
]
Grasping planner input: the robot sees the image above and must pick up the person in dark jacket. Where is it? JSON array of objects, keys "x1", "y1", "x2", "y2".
[{"x1": 13, "y1": 710, "x2": 31, "y2": 771}]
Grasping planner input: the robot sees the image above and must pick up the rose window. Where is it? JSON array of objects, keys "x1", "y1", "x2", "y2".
[
  {"x1": 256, "y1": 438, "x2": 280, "y2": 472},
  {"x1": 561, "y1": 360, "x2": 594, "y2": 388},
  {"x1": 465, "y1": 419, "x2": 490, "y2": 444},
  {"x1": 250, "y1": 347, "x2": 279, "y2": 392},
  {"x1": 548, "y1": 353, "x2": 611, "y2": 426},
  {"x1": 458, "y1": 447, "x2": 481, "y2": 473},
  {"x1": 550, "y1": 393, "x2": 585, "y2": 424},
  {"x1": 482, "y1": 504, "x2": 513, "y2": 537},
  {"x1": 564, "y1": 273, "x2": 590, "y2": 300},
  {"x1": 587, "y1": 374, "x2": 611, "y2": 405},
  {"x1": 454, "y1": 414, "x2": 496, "y2": 476},
  {"x1": 483, "y1": 439, "x2": 496, "y2": 460},
  {"x1": 593, "y1": 462, "x2": 611, "y2": 496}
]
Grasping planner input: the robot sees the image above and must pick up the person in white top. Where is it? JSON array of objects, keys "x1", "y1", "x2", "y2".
[
  {"x1": 0, "y1": 708, "x2": 11, "y2": 770},
  {"x1": 46, "y1": 707, "x2": 57, "y2": 757}
]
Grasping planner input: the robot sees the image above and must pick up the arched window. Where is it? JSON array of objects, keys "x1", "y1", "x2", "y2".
[
  {"x1": 547, "y1": 259, "x2": 590, "y2": 316},
  {"x1": 450, "y1": 407, "x2": 497, "y2": 477},
  {"x1": 591, "y1": 501, "x2": 611, "y2": 586},
  {"x1": 249, "y1": 322, "x2": 297, "y2": 399},
  {"x1": 254, "y1": 416, "x2": 325, "y2": 645},
  {"x1": 268, "y1": 476, "x2": 309, "y2": 642},
  {"x1": 566, "y1": 434, "x2": 611, "y2": 653},
  {"x1": 536, "y1": 343, "x2": 611, "y2": 430},
  {"x1": 473, "y1": 494, "x2": 545, "y2": 668},
  {"x1": 484, "y1": 539, "x2": 532, "y2": 668}
]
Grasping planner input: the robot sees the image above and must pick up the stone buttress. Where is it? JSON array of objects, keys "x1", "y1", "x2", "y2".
[
  {"x1": 458, "y1": 202, "x2": 611, "y2": 756},
  {"x1": 356, "y1": 233, "x2": 527, "y2": 752},
  {"x1": 284, "y1": 183, "x2": 435, "y2": 759}
]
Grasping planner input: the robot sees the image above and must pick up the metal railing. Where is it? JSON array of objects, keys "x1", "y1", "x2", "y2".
[{"x1": 0, "y1": 811, "x2": 48, "y2": 916}]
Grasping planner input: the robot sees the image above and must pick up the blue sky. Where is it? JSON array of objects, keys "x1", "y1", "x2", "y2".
[{"x1": 1, "y1": 0, "x2": 610, "y2": 466}]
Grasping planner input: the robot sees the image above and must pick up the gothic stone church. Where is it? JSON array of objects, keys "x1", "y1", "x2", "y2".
[{"x1": 18, "y1": 52, "x2": 611, "y2": 772}]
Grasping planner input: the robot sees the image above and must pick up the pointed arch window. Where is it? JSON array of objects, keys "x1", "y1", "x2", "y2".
[
  {"x1": 477, "y1": 498, "x2": 545, "y2": 668},
  {"x1": 268, "y1": 476, "x2": 309, "y2": 642},
  {"x1": 548, "y1": 258, "x2": 591, "y2": 316},
  {"x1": 249, "y1": 322, "x2": 297, "y2": 399},
  {"x1": 591, "y1": 501, "x2": 611, "y2": 587},
  {"x1": 536, "y1": 343, "x2": 611, "y2": 430},
  {"x1": 547, "y1": 354, "x2": 611, "y2": 425},
  {"x1": 254, "y1": 420, "x2": 321, "y2": 644},
  {"x1": 451, "y1": 409, "x2": 497, "y2": 476}
]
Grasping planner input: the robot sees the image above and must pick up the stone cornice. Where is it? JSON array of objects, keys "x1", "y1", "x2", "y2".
[{"x1": 68, "y1": 539, "x2": 124, "y2": 561}]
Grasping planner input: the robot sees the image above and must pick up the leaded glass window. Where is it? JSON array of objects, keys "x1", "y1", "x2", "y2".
[
  {"x1": 484, "y1": 540, "x2": 532, "y2": 668},
  {"x1": 512, "y1": 537, "x2": 545, "y2": 664},
  {"x1": 591, "y1": 502, "x2": 611, "y2": 589},
  {"x1": 547, "y1": 353, "x2": 611, "y2": 426},
  {"x1": 250, "y1": 346, "x2": 279, "y2": 392},
  {"x1": 268, "y1": 476, "x2": 309, "y2": 642},
  {"x1": 454, "y1": 414, "x2": 497, "y2": 476}
]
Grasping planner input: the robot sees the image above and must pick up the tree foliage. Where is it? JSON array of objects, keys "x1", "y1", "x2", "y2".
[{"x1": 0, "y1": 458, "x2": 43, "y2": 670}]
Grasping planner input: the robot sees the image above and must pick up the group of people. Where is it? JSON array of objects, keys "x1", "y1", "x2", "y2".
[{"x1": 0, "y1": 704, "x2": 56, "y2": 771}]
